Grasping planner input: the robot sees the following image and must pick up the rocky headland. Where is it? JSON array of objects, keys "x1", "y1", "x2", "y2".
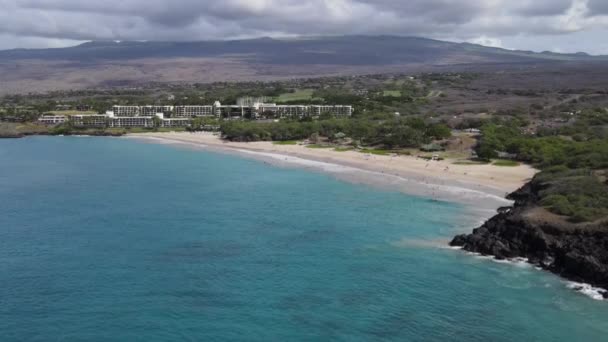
[{"x1": 451, "y1": 175, "x2": 608, "y2": 297}]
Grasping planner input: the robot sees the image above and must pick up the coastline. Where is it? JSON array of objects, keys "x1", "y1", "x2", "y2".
[
  {"x1": 126, "y1": 132, "x2": 537, "y2": 213},
  {"x1": 10, "y1": 134, "x2": 606, "y2": 301}
]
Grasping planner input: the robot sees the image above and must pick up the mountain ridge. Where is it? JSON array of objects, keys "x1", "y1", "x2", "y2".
[
  {"x1": 1, "y1": 35, "x2": 607, "y2": 95},
  {"x1": 0, "y1": 35, "x2": 605, "y2": 64}
]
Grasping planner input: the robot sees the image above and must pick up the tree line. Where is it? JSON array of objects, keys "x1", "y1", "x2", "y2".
[{"x1": 220, "y1": 117, "x2": 451, "y2": 148}]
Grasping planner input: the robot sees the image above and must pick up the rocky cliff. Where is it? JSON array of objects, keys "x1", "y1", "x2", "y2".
[{"x1": 451, "y1": 178, "x2": 608, "y2": 296}]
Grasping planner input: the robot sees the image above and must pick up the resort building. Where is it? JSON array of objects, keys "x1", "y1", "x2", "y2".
[
  {"x1": 140, "y1": 106, "x2": 173, "y2": 117},
  {"x1": 112, "y1": 106, "x2": 141, "y2": 117},
  {"x1": 252, "y1": 103, "x2": 353, "y2": 118},
  {"x1": 37, "y1": 115, "x2": 67, "y2": 125},
  {"x1": 110, "y1": 103, "x2": 352, "y2": 120},
  {"x1": 161, "y1": 118, "x2": 191, "y2": 128},
  {"x1": 277, "y1": 105, "x2": 309, "y2": 118},
  {"x1": 215, "y1": 104, "x2": 253, "y2": 119},
  {"x1": 71, "y1": 115, "x2": 108, "y2": 128},
  {"x1": 66, "y1": 101, "x2": 353, "y2": 128},
  {"x1": 174, "y1": 106, "x2": 215, "y2": 118},
  {"x1": 311, "y1": 105, "x2": 353, "y2": 117},
  {"x1": 109, "y1": 117, "x2": 153, "y2": 128}
]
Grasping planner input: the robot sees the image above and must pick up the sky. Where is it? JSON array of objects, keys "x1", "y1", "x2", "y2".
[{"x1": 1, "y1": 0, "x2": 608, "y2": 54}]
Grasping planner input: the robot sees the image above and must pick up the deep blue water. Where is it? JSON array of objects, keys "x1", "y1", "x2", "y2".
[{"x1": 1, "y1": 136, "x2": 608, "y2": 341}]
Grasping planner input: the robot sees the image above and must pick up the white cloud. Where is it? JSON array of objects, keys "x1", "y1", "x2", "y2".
[
  {"x1": 468, "y1": 36, "x2": 504, "y2": 48},
  {"x1": 0, "y1": 0, "x2": 607, "y2": 53}
]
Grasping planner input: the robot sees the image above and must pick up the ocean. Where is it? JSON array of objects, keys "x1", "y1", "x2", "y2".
[{"x1": 1, "y1": 136, "x2": 608, "y2": 341}]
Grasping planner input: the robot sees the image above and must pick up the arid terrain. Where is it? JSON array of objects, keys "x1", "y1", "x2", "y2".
[{"x1": 1, "y1": 35, "x2": 607, "y2": 95}]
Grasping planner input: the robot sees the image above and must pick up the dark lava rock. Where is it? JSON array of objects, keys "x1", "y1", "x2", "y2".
[{"x1": 451, "y1": 178, "x2": 608, "y2": 291}]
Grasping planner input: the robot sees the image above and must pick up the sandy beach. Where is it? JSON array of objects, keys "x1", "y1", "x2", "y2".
[{"x1": 127, "y1": 132, "x2": 537, "y2": 210}]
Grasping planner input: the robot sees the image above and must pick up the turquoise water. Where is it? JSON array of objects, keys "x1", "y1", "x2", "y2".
[{"x1": 1, "y1": 137, "x2": 608, "y2": 341}]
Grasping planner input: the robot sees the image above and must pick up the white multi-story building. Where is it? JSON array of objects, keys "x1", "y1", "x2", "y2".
[
  {"x1": 112, "y1": 106, "x2": 140, "y2": 117},
  {"x1": 174, "y1": 106, "x2": 215, "y2": 118},
  {"x1": 141, "y1": 106, "x2": 173, "y2": 117},
  {"x1": 162, "y1": 118, "x2": 190, "y2": 128},
  {"x1": 217, "y1": 105, "x2": 252, "y2": 118},
  {"x1": 37, "y1": 115, "x2": 67, "y2": 125},
  {"x1": 252, "y1": 103, "x2": 353, "y2": 118},
  {"x1": 71, "y1": 115, "x2": 108, "y2": 128},
  {"x1": 276, "y1": 105, "x2": 309, "y2": 118},
  {"x1": 110, "y1": 117, "x2": 152, "y2": 128},
  {"x1": 254, "y1": 103, "x2": 279, "y2": 119},
  {"x1": 90, "y1": 101, "x2": 354, "y2": 127},
  {"x1": 311, "y1": 105, "x2": 353, "y2": 117}
]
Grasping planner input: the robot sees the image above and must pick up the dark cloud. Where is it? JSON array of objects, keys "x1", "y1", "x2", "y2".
[
  {"x1": 355, "y1": 0, "x2": 482, "y2": 24},
  {"x1": 0, "y1": 0, "x2": 606, "y2": 53},
  {"x1": 513, "y1": 0, "x2": 574, "y2": 16},
  {"x1": 587, "y1": 0, "x2": 608, "y2": 15}
]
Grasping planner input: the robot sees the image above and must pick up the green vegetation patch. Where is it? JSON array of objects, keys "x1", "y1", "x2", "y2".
[
  {"x1": 220, "y1": 118, "x2": 452, "y2": 148},
  {"x1": 538, "y1": 168, "x2": 608, "y2": 223},
  {"x1": 306, "y1": 144, "x2": 333, "y2": 149},
  {"x1": 493, "y1": 160, "x2": 520, "y2": 167},
  {"x1": 383, "y1": 90, "x2": 402, "y2": 97},
  {"x1": 273, "y1": 140, "x2": 298, "y2": 145},
  {"x1": 276, "y1": 89, "x2": 315, "y2": 102},
  {"x1": 334, "y1": 147, "x2": 353, "y2": 152}
]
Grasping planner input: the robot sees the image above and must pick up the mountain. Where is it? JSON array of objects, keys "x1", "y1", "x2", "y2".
[
  {"x1": 0, "y1": 35, "x2": 606, "y2": 94},
  {"x1": 1, "y1": 35, "x2": 603, "y2": 65}
]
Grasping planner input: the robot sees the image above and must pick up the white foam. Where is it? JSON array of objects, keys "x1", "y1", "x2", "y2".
[
  {"x1": 461, "y1": 251, "x2": 532, "y2": 268},
  {"x1": 566, "y1": 281, "x2": 607, "y2": 301},
  {"x1": 491, "y1": 257, "x2": 530, "y2": 267},
  {"x1": 236, "y1": 149, "x2": 354, "y2": 173},
  {"x1": 235, "y1": 148, "x2": 512, "y2": 206},
  {"x1": 134, "y1": 136, "x2": 208, "y2": 147},
  {"x1": 457, "y1": 248, "x2": 608, "y2": 301}
]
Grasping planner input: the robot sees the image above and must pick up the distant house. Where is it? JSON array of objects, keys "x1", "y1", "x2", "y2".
[
  {"x1": 54, "y1": 104, "x2": 72, "y2": 111},
  {"x1": 37, "y1": 115, "x2": 67, "y2": 125}
]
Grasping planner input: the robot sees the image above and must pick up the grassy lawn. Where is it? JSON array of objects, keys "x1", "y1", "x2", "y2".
[
  {"x1": 273, "y1": 140, "x2": 298, "y2": 145},
  {"x1": 383, "y1": 90, "x2": 402, "y2": 97},
  {"x1": 334, "y1": 147, "x2": 353, "y2": 152},
  {"x1": 276, "y1": 89, "x2": 315, "y2": 102},
  {"x1": 306, "y1": 144, "x2": 333, "y2": 149},
  {"x1": 493, "y1": 159, "x2": 521, "y2": 167}
]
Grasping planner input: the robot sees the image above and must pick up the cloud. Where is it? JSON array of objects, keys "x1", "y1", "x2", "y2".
[
  {"x1": 468, "y1": 36, "x2": 504, "y2": 49},
  {"x1": 0, "y1": 0, "x2": 607, "y2": 53},
  {"x1": 511, "y1": 0, "x2": 573, "y2": 16},
  {"x1": 587, "y1": 0, "x2": 608, "y2": 15}
]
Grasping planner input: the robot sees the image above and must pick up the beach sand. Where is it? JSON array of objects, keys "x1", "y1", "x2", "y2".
[{"x1": 127, "y1": 132, "x2": 537, "y2": 211}]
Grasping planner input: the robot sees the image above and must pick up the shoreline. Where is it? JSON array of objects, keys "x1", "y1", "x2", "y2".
[
  {"x1": 126, "y1": 133, "x2": 608, "y2": 301},
  {"x1": 126, "y1": 132, "x2": 537, "y2": 214},
  {"x1": 14, "y1": 134, "x2": 604, "y2": 301}
]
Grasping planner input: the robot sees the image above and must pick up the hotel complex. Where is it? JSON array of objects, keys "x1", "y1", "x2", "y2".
[{"x1": 38, "y1": 101, "x2": 353, "y2": 128}]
